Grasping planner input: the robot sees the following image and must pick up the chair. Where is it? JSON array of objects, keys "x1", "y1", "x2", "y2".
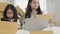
[
  {"x1": 16, "y1": 6, "x2": 24, "y2": 28},
  {"x1": 0, "y1": 2, "x2": 7, "y2": 18},
  {"x1": 35, "y1": 14, "x2": 58, "y2": 26},
  {"x1": 0, "y1": 2, "x2": 7, "y2": 11},
  {"x1": 16, "y1": 6, "x2": 24, "y2": 17}
]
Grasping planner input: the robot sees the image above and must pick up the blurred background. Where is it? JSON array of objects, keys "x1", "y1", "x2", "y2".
[
  {"x1": 0, "y1": 0, "x2": 47, "y2": 13},
  {"x1": 0, "y1": 0, "x2": 60, "y2": 26}
]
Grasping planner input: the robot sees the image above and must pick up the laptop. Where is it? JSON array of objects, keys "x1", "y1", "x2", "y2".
[{"x1": 23, "y1": 18, "x2": 49, "y2": 31}]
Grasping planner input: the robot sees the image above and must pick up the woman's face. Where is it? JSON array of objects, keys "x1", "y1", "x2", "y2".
[
  {"x1": 29, "y1": 0, "x2": 39, "y2": 10},
  {"x1": 6, "y1": 9, "x2": 14, "y2": 19}
]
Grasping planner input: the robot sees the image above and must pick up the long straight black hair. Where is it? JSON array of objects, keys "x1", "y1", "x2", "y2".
[
  {"x1": 3, "y1": 4, "x2": 18, "y2": 22},
  {"x1": 25, "y1": 0, "x2": 42, "y2": 18}
]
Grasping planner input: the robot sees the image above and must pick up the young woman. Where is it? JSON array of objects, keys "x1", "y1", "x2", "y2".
[
  {"x1": 22, "y1": 0, "x2": 42, "y2": 28},
  {"x1": 1, "y1": 4, "x2": 21, "y2": 29},
  {"x1": 25, "y1": 0, "x2": 42, "y2": 18}
]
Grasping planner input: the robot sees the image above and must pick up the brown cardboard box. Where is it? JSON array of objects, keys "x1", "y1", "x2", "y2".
[
  {"x1": 0, "y1": 21, "x2": 18, "y2": 34},
  {"x1": 30, "y1": 31, "x2": 53, "y2": 34}
]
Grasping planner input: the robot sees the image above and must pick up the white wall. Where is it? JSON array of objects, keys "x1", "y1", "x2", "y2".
[
  {"x1": 0, "y1": 0, "x2": 7, "y2": 2},
  {"x1": 0, "y1": 0, "x2": 14, "y2": 4},
  {"x1": 47, "y1": 0, "x2": 60, "y2": 26},
  {"x1": 14, "y1": 0, "x2": 28, "y2": 12},
  {"x1": 14, "y1": 0, "x2": 47, "y2": 14}
]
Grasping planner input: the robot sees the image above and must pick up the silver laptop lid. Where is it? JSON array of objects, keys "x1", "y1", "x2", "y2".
[{"x1": 23, "y1": 18, "x2": 49, "y2": 31}]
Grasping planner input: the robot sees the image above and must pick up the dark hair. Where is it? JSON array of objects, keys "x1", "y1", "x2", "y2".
[
  {"x1": 3, "y1": 4, "x2": 18, "y2": 22},
  {"x1": 25, "y1": 0, "x2": 42, "y2": 18}
]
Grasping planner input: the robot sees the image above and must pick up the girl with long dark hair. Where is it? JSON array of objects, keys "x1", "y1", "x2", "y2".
[
  {"x1": 1, "y1": 4, "x2": 21, "y2": 29},
  {"x1": 22, "y1": 0, "x2": 42, "y2": 28}
]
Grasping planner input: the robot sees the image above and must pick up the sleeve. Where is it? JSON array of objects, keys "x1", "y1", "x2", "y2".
[
  {"x1": 17, "y1": 19, "x2": 21, "y2": 29},
  {"x1": 22, "y1": 13, "x2": 25, "y2": 24},
  {"x1": 22, "y1": 13, "x2": 26, "y2": 29}
]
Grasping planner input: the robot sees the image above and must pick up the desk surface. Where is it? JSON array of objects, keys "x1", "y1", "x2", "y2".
[{"x1": 16, "y1": 27, "x2": 60, "y2": 34}]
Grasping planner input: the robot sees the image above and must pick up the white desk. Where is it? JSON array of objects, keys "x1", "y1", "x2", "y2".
[
  {"x1": 16, "y1": 27, "x2": 60, "y2": 34},
  {"x1": 16, "y1": 29, "x2": 30, "y2": 34},
  {"x1": 43, "y1": 26, "x2": 60, "y2": 34}
]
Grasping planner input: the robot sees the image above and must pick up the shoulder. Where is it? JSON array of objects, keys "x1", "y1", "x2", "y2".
[{"x1": 42, "y1": 11, "x2": 48, "y2": 14}]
